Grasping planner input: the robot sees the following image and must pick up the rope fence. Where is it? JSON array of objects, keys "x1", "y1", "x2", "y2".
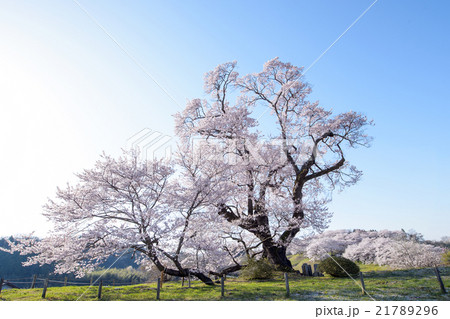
[
  {"x1": 0, "y1": 276, "x2": 145, "y2": 289},
  {"x1": 0, "y1": 266, "x2": 447, "y2": 300}
]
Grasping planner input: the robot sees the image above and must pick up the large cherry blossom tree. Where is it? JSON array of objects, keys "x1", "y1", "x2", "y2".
[
  {"x1": 174, "y1": 58, "x2": 372, "y2": 270},
  {"x1": 5, "y1": 58, "x2": 373, "y2": 283}
]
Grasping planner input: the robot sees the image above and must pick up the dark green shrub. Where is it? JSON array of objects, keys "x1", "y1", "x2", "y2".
[
  {"x1": 318, "y1": 256, "x2": 360, "y2": 277},
  {"x1": 240, "y1": 258, "x2": 275, "y2": 280}
]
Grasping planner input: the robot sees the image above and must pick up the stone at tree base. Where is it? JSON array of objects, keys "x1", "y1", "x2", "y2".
[
  {"x1": 302, "y1": 263, "x2": 313, "y2": 276},
  {"x1": 307, "y1": 264, "x2": 313, "y2": 276},
  {"x1": 312, "y1": 263, "x2": 321, "y2": 276}
]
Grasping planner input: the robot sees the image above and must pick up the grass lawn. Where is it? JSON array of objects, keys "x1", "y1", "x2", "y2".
[
  {"x1": 1, "y1": 267, "x2": 448, "y2": 301},
  {"x1": 287, "y1": 254, "x2": 391, "y2": 272}
]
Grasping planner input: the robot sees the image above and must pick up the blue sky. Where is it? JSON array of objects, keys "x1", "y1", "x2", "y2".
[{"x1": 0, "y1": 0, "x2": 448, "y2": 240}]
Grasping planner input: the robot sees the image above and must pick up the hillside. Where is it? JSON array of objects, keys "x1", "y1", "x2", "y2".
[{"x1": 0, "y1": 237, "x2": 140, "y2": 284}]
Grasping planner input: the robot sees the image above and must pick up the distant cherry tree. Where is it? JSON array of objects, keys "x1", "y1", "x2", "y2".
[
  {"x1": 298, "y1": 229, "x2": 444, "y2": 268},
  {"x1": 345, "y1": 232, "x2": 444, "y2": 269}
]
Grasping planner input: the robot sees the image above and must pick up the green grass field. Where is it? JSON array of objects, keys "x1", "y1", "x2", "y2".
[
  {"x1": 1, "y1": 266, "x2": 448, "y2": 301},
  {"x1": 288, "y1": 254, "x2": 391, "y2": 272}
]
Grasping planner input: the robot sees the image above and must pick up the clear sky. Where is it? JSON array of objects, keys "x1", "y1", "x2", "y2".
[{"x1": 0, "y1": 0, "x2": 448, "y2": 240}]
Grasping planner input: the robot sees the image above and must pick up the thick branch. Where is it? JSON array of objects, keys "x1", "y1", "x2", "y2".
[{"x1": 305, "y1": 157, "x2": 345, "y2": 181}]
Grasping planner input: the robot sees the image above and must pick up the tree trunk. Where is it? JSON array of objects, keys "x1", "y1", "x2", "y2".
[
  {"x1": 146, "y1": 249, "x2": 215, "y2": 286},
  {"x1": 158, "y1": 267, "x2": 215, "y2": 286},
  {"x1": 209, "y1": 264, "x2": 242, "y2": 277},
  {"x1": 263, "y1": 244, "x2": 293, "y2": 271},
  {"x1": 191, "y1": 271, "x2": 215, "y2": 286}
]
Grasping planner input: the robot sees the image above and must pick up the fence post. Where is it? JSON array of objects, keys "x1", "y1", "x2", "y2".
[
  {"x1": 31, "y1": 275, "x2": 37, "y2": 289},
  {"x1": 434, "y1": 267, "x2": 447, "y2": 294},
  {"x1": 90, "y1": 278, "x2": 93, "y2": 286},
  {"x1": 41, "y1": 278, "x2": 49, "y2": 299},
  {"x1": 97, "y1": 280, "x2": 103, "y2": 300},
  {"x1": 182, "y1": 276, "x2": 184, "y2": 287},
  {"x1": 64, "y1": 277, "x2": 68, "y2": 287},
  {"x1": 284, "y1": 273, "x2": 290, "y2": 298},
  {"x1": 112, "y1": 279, "x2": 115, "y2": 287},
  {"x1": 359, "y1": 272, "x2": 366, "y2": 295},
  {"x1": 156, "y1": 278, "x2": 161, "y2": 300},
  {"x1": 188, "y1": 270, "x2": 191, "y2": 288},
  {"x1": 160, "y1": 271, "x2": 165, "y2": 289},
  {"x1": 0, "y1": 278, "x2": 3, "y2": 294},
  {"x1": 221, "y1": 275, "x2": 225, "y2": 297}
]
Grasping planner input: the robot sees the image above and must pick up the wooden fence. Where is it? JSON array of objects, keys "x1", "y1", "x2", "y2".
[{"x1": 0, "y1": 266, "x2": 447, "y2": 300}]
